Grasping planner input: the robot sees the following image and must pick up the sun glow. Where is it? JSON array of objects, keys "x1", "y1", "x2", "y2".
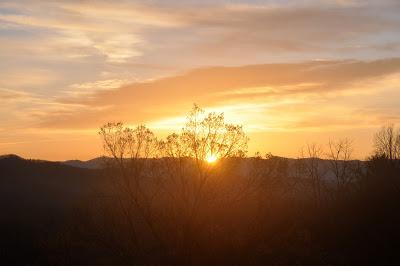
[{"x1": 205, "y1": 153, "x2": 218, "y2": 164}]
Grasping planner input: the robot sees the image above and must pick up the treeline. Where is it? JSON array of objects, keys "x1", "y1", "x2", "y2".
[
  {"x1": 58, "y1": 107, "x2": 399, "y2": 265},
  {"x1": 3, "y1": 106, "x2": 400, "y2": 265}
]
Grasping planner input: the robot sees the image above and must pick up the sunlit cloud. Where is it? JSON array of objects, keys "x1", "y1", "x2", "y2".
[
  {"x1": 39, "y1": 59, "x2": 400, "y2": 133},
  {"x1": 92, "y1": 34, "x2": 143, "y2": 63},
  {"x1": 0, "y1": 88, "x2": 32, "y2": 102},
  {"x1": 0, "y1": 68, "x2": 60, "y2": 90},
  {"x1": 66, "y1": 79, "x2": 131, "y2": 97}
]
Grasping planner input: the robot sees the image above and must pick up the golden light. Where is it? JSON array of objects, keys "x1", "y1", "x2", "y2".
[{"x1": 205, "y1": 153, "x2": 218, "y2": 164}]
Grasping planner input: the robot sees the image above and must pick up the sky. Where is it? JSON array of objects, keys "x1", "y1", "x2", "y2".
[{"x1": 1, "y1": 0, "x2": 400, "y2": 160}]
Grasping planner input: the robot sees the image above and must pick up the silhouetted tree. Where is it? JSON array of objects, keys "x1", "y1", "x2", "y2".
[
  {"x1": 158, "y1": 104, "x2": 249, "y2": 261},
  {"x1": 326, "y1": 138, "x2": 354, "y2": 196},
  {"x1": 98, "y1": 122, "x2": 163, "y2": 257},
  {"x1": 299, "y1": 143, "x2": 326, "y2": 207},
  {"x1": 373, "y1": 124, "x2": 400, "y2": 160},
  {"x1": 98, "y1": 105, "x2": 250, "y2": 263}
]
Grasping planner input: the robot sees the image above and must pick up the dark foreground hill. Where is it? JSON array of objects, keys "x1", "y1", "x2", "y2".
[
  {"x1": 0, "y1": 155, "x2": 106, "y2": 264},
  {"x1": 0, "y1": 154, "x2": 399, "y2": 265},
  {"x1": 0, "y1": 154, "x2": 102, "y2": 210}
]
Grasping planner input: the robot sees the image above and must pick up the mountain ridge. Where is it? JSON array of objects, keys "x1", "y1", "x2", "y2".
[{"x1": 0, "y1": 154, "x2": 366, "y2": 170}]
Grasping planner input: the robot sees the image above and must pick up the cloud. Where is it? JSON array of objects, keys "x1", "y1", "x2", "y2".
[
  {"x1": 1, "y1": 0, "x2": 400, "y2": 159},
  {"x1": 0, "y1": 69, "x2": 62, "y2": 96},
  {"x1": 0, "y1": 88, "x2": 32, "y2": 102},
  {"x1": 2, "y1": 1, "x2": 400, "y2": 67},
  {"x1": 36, "y1": 58, "x2": 400, "y2": 132},
  {"x1": 0, "y1": 1, "x2": 184, "y2": 63},
  {"x1": 155, "y1": 3, "x2": 400, "y2": 57},
  {"x1": 66, "y1": 79, "x2": 131, "y2": 97}
]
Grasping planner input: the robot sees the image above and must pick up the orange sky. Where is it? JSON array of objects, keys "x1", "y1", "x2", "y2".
[{"x1": 1, "y1": 1, "x2": 400, "y2": 160}]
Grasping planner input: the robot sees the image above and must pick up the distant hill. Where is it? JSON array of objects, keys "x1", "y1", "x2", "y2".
[
  {"x1": 63, "y1": 156, "x2": 109, "y2": 169},
  {"x1": 0, "y1": 154, "x2": 108, "y2": 170},
  {"x1": 0, "y1": 154, "x2": 100, "y2": 179}
]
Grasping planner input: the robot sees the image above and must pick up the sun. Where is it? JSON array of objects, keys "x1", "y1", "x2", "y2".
[{"x1": 205, "y1": 153, "x2": 218, "y2": 164}]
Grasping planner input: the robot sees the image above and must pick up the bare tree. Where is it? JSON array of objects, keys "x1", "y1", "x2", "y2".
[
  {"x1": 299, "y1": 143, "x2": 326, "y2": 207},
  {"x1": 179, "y1": 104, "x2": 248, "y2": 161},
  {"x1": 159, "y1": 104, "x2": 249, "y2": 206},
  {"x1": 98, "y1": 122, "x2": 163, "y2": 254},
  {"x1": 374, "y1": 124, "x2": 400, "y2": 160},
  {"x1": 326, "y1": 138, "x2": 354, "y2": 196},
  {"x1": 98, "y1": 105, "x2": 250, "y2": 262},
  {"x1": 158, "y1": 105, "x2": 249, "y2": 243}
]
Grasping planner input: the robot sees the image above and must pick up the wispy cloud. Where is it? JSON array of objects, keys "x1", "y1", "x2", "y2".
[
  {"x1": 66, "y1": 79, "x2": 131, "y2": 97},
  {"x1": 36, "y1": 59, "x2": 400, "y2": 132}
]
